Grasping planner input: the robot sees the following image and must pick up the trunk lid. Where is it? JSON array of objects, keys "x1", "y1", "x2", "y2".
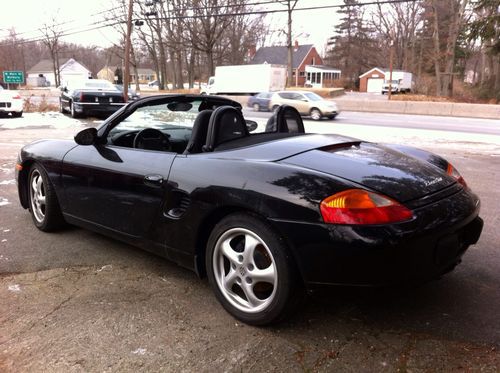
[{"x1": 282, "y1": 141, "x2": 455, "y2": 202}]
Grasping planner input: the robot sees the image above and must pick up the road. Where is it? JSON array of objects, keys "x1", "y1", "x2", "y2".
[
  {"x1": 0, "y1": 111, "x2": 499, "y2": 371},
  {"x1": 245, "y1": 108, "x2": 500, "y2": 136}
]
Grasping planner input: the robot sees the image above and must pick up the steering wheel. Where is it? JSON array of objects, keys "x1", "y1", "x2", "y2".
[{"x1": 133, "y1": 128, "x2": 171, "y2": 151}]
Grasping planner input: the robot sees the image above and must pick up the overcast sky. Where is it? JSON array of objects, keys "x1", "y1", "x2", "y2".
[{"x1": 0, "y1": 0, "x2": 341, "y2": 54}]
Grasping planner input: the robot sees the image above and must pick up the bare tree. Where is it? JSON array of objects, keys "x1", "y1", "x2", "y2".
[{"x1": 40, "y1": 16, "x2": 64, "y2": 87}]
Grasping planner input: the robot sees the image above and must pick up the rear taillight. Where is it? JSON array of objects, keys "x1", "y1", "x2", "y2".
[
  {"x1": 12, "y1": 94, "x2": 21, "y2": 99},
  {"x1": 320, "y1": 189, "x2": 413, "y2": 225},
  {"x1": 446, "y1": 163, "x2": 467, "y2": 188}
]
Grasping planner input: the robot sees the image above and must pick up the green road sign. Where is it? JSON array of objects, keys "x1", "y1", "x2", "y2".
[{"x1": 2, "y1": 71, "x2": 24, "y2": 84}]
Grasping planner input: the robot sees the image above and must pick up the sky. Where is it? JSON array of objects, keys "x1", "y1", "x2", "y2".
[{"x1": 0, "y1": 0, "x2": 342, "y2": 54}]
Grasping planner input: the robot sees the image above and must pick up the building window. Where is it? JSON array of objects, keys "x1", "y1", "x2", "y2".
[{"x1": 299, "y1": 71, "x2": 305, "y2": 77}]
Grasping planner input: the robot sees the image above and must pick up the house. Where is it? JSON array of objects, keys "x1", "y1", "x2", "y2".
[
  {"x1": 27, "y1": 58, "x2": 91, "y2": 87},
  {"x1": 97, "y1": 66, "x2": 157, "y2": 85},
  {"x1": 250, "y1": 42, "x2": 340, "y2": 88},
  {"x1": 358, "y1": 67, "x2": 386, "y2": 93}
]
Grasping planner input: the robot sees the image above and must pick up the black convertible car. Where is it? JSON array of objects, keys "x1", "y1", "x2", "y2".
[{"x1": 16, "y1": 94, "x2": 483, "y2": 325}]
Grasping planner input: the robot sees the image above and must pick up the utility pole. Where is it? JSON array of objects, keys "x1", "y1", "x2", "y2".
[
  {"x1": 282, "y1": 0, "x2": 298, "y2": 87},
  {"x1": 388, "y1": 41, "x2": 394, "y2": 100},
  {"x1": 123, "y1": 0, "x2": 134, "y2": 102}
]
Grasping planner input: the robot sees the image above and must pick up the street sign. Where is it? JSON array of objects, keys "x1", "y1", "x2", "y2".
[{"x1": 2, "y1": 71, "x2": 24, "y2": 84}]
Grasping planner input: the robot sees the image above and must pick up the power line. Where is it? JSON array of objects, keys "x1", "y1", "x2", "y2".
[{"x1": 0, "y1": 0, "x2": 417, "y2": 48}]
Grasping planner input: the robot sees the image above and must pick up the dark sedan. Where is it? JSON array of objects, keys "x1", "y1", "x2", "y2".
[
  {"x1": 59, "y1": 79, "x2": 126, "y2": 118},
  {"x1": 247, "y1": 92, "x2": 272, "y2": 111},
  {"x1": 16, "y1": 95, "x2": 483, "y2": 325}
]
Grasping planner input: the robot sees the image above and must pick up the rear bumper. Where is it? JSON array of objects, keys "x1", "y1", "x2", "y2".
[
  {"x1": 271, "y1": 188, "x2": 482, "y2": 287},
  {"x1": 73, "y1": 102, "x2": 125, "y2": 116},
  {"x1": 0, "y1": 99, "x2": 23, "y2": 113}
]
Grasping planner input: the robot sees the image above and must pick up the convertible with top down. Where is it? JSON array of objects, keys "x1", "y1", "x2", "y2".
[{"x1": 15, "y1": 94, "x2": 483, "y2": 325}]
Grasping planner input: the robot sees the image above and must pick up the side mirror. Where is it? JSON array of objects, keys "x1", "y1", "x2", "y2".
[
  {"x1": 74, "y1": 128, "x2": 98, "y2": 146},
  {"x1": 245, "y1": 120, "x2": 258, "y2": 133}
]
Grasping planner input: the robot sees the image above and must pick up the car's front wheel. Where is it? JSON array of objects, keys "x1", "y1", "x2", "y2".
[
  {"x1": 310, "y1": 108, "x2": 322, "y2": 120},
  {"x1": 70, "y1": 102, "x2": 79, "y2": 118},
  {"x1": 28, "y1": 163, "x2": 65, "y2": 231},
  {"x1": 206, "y1": 213, "x2": 302, "y2": 325},
  {"x1": 11, "y1": 111, "x2": 23, "y2": 118}
]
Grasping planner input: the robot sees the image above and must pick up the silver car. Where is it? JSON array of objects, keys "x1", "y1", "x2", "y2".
[{"x1": 269, "y1": 91, "x2": 339, "y2": 120}]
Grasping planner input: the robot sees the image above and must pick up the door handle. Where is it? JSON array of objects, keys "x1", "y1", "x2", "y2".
[{"x1": 144, "y1": 174, "x2": 163, "y2": 187}]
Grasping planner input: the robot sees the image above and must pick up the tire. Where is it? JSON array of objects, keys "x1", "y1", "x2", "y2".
[
  {"x1": 70, "y1": 102, "x2": 79, "y2": 118},
  {"x1": 11, "y1": 111, "x2": 23, "y2": 118},
  {"x1": 272, "y1": 105, "x2": 280, "y2": 113},
  {"x1": 328, "y1": 114, "x2": 337, "y2": 120},
  {"x1": 28, "y1": 163, "x2": 65, "y2": 232},
  {"x1": 310, "y1": 108, "x2": 322, "y2": 121},
  {"x1": 206, "y1": 213, "x2": 303, "y2": 325},
  {"x1": 253, "y1": 103, "x2": 260, "y2": 112}
]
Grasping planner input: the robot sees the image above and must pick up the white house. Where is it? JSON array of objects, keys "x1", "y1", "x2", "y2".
[{"x1": 27, "y1": 58, "x2": 92, "y2": 87}]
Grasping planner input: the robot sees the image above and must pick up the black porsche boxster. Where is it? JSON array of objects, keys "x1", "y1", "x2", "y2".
[{"x1": 15, "y1": 94, "x2": 483, "y2": 325}]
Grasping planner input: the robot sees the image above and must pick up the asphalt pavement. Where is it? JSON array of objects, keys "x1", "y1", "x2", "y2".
[{"x1": 0, "y1": 111, "x2": 499, "y2": 372}]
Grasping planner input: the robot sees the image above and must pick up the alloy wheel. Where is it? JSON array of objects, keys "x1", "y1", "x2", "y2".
[
  {"x1": 212, "y1": 227, "x2": 278, "y2": 313},
  {"x1": 30, "y1": 169, "x2": 46, "y2": 223}
]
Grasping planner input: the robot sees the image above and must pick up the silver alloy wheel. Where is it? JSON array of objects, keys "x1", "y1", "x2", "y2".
[
  {"x1": 310, "y1": 109, "x2": 321, "y2": 120},
  {"x1": 212, "y1": 227, "x2": 278, "y2": 313},
  {"x1": 253, "y1": 103, "x2": 260, "y2": 111},
  {"x1": 30, "y1": 169, "x2": 46, "y2": 223}
]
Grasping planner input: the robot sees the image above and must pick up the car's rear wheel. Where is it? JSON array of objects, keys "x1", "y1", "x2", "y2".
[
  {"x1": 253, "y1": 103, "x2": 260, "y2": 112},
  {"x1": 310, "y1": 108, "x2": 322, "y2": 120},
  {"x1": 328, "y1": 114, "x2": 337, "y2": 120},
  {"x1": 11, "y1": 111, "x2": 23, "y2": 118},
  {"x1": 28, "y1": 164, "x2": 65, "y2": 231},
  {"x1": 206, "y1": 213, "x2": 303, "y2": 325}
]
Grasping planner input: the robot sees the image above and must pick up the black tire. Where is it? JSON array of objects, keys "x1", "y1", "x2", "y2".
[
  {"x1": 11, "y1": 111, "x2": 23, "y2": 118},
  {"x1": 206, "y1": 213, "x2": 303, "y2": 325},
  {"x1": 70, "y1": 102, "x2": 79, "y2": 118},
  {"x1": 28, "y1": 163, "x2": 66, "y2": 232},
  {"x1": 328, "y1": 114, "x2": 337, "y2": 120},
  {"x1": 272, "y1": 105, "x2": 280, "y2": 113},
  {"x1": 310, "y1": 108, "x2": 322, "y2": 121}
]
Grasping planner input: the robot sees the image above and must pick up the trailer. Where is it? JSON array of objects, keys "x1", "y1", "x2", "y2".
[{"x1": 200, "y1": 64, "x2": 287, "y2": 95}]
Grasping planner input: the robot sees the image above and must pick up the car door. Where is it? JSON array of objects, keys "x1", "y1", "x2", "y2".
[
  {"x1": 291, "y1": 93, "x2": 310, "y2": 114},
  {"x1": 61, "y1": 144, "x2": 175, "y2": 237}
]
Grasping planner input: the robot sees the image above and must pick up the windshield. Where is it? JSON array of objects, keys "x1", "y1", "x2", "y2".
[
  {"x1": 109, "y1": 100, "x2": 203, "y2": 136},
  {"x1": 304, "y1": 92, "x2": 323, "y2": 101},
  {"x1": 385, "y1": 80, "x2": 399, "y2": 84},
  {"x1": 70, "y1": 80, "x2": 117, "y2": 90}
]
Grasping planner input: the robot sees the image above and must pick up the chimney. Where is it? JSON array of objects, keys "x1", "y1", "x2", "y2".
[
  {"x1": 247, "y1": 45, "x2": 257, "y2": 61},
  {"x1": 294, "y1": 40, "x2": 299, "y2": 52}
]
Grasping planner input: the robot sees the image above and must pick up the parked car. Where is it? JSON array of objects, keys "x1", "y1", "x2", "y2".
[
  {"x1": 0, "y1": 86, "x2": 23, "y2": 117},
  {"x1": 247, "y1": 92, "x2": 273, "y2": 111},
  {"x1": 148, "y1": 80, "x2": 159, "y2": 87},
  {"x1": 15, "y1": 95, "x2": 483, "y2": 325},
  {"x1": 59, "y1": 79, "x2": 126, "y2": 118},
  {"x1": 114, "y1": 84, "x2": 141, "y2": 101},
  {"x1": 269, "y1": 90, "x2": 339, "y2": 120}
]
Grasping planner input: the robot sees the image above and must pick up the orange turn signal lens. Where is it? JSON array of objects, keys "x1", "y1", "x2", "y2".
[
  {"x1": 320, "y1": 189, "x2": 413, "y2": 225},
  {"x1": 446, "y1": 163, "x2": 467, "y2": 188},
  {"x1": 15, "y1": 163, "x2": 23, "y2": 171}
]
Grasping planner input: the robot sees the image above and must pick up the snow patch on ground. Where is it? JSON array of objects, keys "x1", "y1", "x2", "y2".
[
  {"x1": 0, "y1": 112, "x2": 85, "y2": 130},
  {"x1": 0, "y1": 197, "x2": 10, "y2": 206},
  {"x1": 8, "y1": 284, "x2": 21, "y2": 292},
  {"x1": 0, "y1": 180, "x2": 15, "y2": 185}
]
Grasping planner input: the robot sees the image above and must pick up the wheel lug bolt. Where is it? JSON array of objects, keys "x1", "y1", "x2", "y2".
[
  {"x1": 238, "y1": 255, "x2": 243, "y2": 263},
  {"x1": 246, "y1": 277, "x2": 252, "y2": 284},
  {"x1": 236, "y1": 277, "x2": 241, "y2": 284},
  {"x1": 231, "y1": 263, "x2": 236, "y2": 270},
  {"x1": 247, "y1": 264, "x2": 254, "y2": 271}
]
